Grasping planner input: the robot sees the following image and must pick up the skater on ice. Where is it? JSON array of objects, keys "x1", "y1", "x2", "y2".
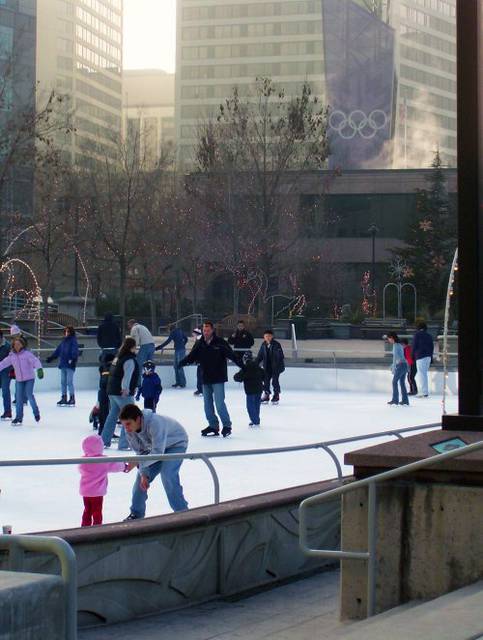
[
  {"x1": 78, "y1": 434, "x2": 127, "y2": 526},
  {"x1": 0, "y1": 329, "x2": 12, "y2": 420},
  {"x1": 411, "y1": 321, "x2": 434, "y2": 398},
  {"x1": 192, "y1": 327, "x2": 203, "y2": 396},
  {"x1": 92, "y1": 351, "x2": 115, "y2": 435},
  {"x1": 0, "y1": 336, "x2": 43, "y2": 425},
  {"x1": 228, "y1": 319, "x2": 254, "y2": 364},
  {"x1": 387, "y1": 332, "x2": 409, "y2": 406},
  {"x1": 101, "y1": 337, "x2": 139, "y2": 450},
  {"x1": 127, "y1": 319, "x2": 155, "y2": 386},
  {"x1": 156, "y1": 324, "x2": 188, "y2": 388},
  {"x1": 136, "y1": 360, "x2": 162, "y2": 411},
  {"x1": 120, "y1": 404, "x2": 189, "y2": 518},
  {"x1": 47, "y1": 326, "x2": 79, "y2": 407},
  {"x1": 234, "y1": 351, "x2": 264, "y2": 427},
  {"x1": 179, "y1": 321, "x2": 237, "y2": 437},
  {"x1": 256, "y1": 330, "x2": 285, "y2": 404},
  {"x1": 96, "y1": 312, "x2": 122, "y2": 360}
]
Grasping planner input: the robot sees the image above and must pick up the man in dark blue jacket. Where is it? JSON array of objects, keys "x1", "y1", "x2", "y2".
[
  {"x1": 97, "y1": 313, "x2": 122, "y2": 359},
  {"x1": 179, "y1": 321, "x2": 237, "y2": 437},
  {"x1": 0, "y1": 330, "x2": 12, "y2": 419},
  {"x1": 256, "y1": 330, "x2": 285, "y2": 404},
  {"x1": 156, "y1": 325, "x2": 188, "y2": 388},
  {"x1": 411, "y1": 322, "x2": 434, "y2": 397}
]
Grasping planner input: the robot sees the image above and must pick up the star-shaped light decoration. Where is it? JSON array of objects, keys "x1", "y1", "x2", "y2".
[
  {"x1": 432, "y1": 255, "x2": 446, "y2": 270},
  {"x1": 419, "y1": 219, "x2": 433, "y2": 232}
]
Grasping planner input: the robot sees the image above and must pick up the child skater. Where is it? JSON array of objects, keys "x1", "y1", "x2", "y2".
[
  {"x1": 96, "y1": 352, "x2": 115, "y2": 435},
  {"x1": 136, "y1": 360, "x2": 162, "y2": 411},
  {"x1": 78, "y1": 434, "x2": 126, "y2": 526},
  {"x1": 233, "y1": 351, "x2": 264, "y2": 427},
  {"x1": 0, "y1": 336, "x2": 43, "y2": 425}
]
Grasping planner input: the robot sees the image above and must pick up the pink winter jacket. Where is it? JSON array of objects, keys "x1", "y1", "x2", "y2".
[
  {"x1": 78, "y1": 435, "x2": 125, "y2": 497},
  {"x1": 0, "y1": 349, "x2": 41, "y2": 382}
]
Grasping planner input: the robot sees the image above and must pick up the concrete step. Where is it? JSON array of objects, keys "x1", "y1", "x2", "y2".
[{"x1": 334, "y1": 580, "x2": 483, "y2": 640}]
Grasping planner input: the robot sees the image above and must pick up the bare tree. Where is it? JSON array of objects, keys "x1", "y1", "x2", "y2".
[{"x1": 192, "y1": 78, "x2": 330, "y2": 319}]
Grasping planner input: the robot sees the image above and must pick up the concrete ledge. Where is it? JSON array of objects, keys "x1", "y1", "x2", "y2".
[
  {"x1": 3, "y1": 480, "x2": 342, "y2": 628},
  {"x1": 0, "y1": 570, "x2": 65, "y2": 639}
]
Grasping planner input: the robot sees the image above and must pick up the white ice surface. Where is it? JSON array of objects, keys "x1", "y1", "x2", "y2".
[{"x1": 0, "y1": 386, "x2": 456, "y2": 533}]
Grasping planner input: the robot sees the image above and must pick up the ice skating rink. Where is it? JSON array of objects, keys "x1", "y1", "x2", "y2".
[{"x1": 0, "y1": 386, "x2": 456, "y2": 533}]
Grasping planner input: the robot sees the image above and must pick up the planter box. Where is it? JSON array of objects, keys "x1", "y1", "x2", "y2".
[{"x1": 330, "y1": 323, "x2": 352, "y2": 339}]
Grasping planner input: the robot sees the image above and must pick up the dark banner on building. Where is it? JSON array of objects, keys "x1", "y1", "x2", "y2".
[{"x1": 322, "y1": 0, "x2": 395, "y2": 169}]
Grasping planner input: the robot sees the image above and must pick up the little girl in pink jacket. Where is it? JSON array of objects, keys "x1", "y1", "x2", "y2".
[{"x1": 78, "y1": 434, "x2": 126, "y2": 526}]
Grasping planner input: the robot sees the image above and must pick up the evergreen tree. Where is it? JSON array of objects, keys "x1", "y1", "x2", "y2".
[{"x1": 396, "y1": 150, "x2": 457, "y2": 315}]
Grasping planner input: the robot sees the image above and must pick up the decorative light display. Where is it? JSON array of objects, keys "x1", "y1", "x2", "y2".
[
  {"x1": 441, "y1": 248, "x2": 458, "y2": 415},
  {"x1": 0, "y1": 258, "x2": 42, "y2": 348}
]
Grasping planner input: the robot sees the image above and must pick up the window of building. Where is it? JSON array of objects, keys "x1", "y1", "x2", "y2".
[{"x1": 0, "y1": 25, "x2": 13, "y2": 60}]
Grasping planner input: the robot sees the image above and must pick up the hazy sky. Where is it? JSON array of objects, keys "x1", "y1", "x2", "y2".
[{"x1": 123, "y1": 0, "x2": 177, "y2": 73}]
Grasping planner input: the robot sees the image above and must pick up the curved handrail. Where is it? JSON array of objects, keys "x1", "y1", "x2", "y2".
[
  {"x1": 0, "y1": 422, "x2": 439, "y2": 505},
  {"x1": 299, "y1": 438, "x2": 483, "y2": 618}
]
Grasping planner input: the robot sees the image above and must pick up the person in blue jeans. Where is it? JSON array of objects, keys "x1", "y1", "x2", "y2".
[
  {"x1": 179, "y1": 321, "x2": 237, "y2": 438},
  {"x1": 234, "y1": 352, "x2": 264, "y2": 426},
  {"x1": 0, "y1": 330, "x2": 12, "y2": 420},
  {"x1": 127, "y1": 319, "x2": 155, "y2": 386},
  {"x1": 155, "y1": 325, "x2": 188, "y2": 388},
  {"x1": 101, "y1": 338, "x2": 139, "y2": 450},
  {"x1": 387, "y1": 332, "x2": 409, "y2": 406},
  {"x1": 411, "y1": 321, "x2": 434, "y2": 398},
  {"x1": 120, "y1": 404, "x2": 189, "y2": 518},
  {"x1": 47, "y1": 326, "x2": 79, "y2": 406}
]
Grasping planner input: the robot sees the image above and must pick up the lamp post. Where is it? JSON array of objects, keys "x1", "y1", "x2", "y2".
[{"x1": 368, "y1": 224, "x2": 378, "y2": 304}]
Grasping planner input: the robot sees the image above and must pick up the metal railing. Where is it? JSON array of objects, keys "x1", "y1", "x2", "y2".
[
  {"x1": 299, "y1": 438, "x2": 483, "y2": 619},
  {"x1": 0, "y1": 423, "x2": 439, "y2": 506},
  {"x1": 0, "y1": 533, "x2": 77, "y2": 639}
]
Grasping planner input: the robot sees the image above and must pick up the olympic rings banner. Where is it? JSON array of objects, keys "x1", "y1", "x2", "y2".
[{"x1": 322, "y1": 0, "x2": 396, "y2": 169}]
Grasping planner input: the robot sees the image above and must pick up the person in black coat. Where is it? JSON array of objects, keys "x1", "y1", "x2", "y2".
[
  {"x1": 97, "y1": 313, "x2": 122, "y2": 357},
  {"x1": 228, "y1": 320, "x2": 254, "y2": 364},
  {"x1": 255, "y1": 329, "x2": 285, "y2": 404},
  {"x1": 179, "y1": 321, "x2": 237, "y2": 437},
  {"x1": 234, "y1": 351, "x2": 264, "y2": 426}
]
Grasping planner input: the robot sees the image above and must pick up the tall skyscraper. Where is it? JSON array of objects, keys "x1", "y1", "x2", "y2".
[
  {"x1": 124, "y1": 69, "x2": 175, "y2": 168},
  {"x1": 392, "y1": 0, "x2": 456, "y2": 168},
  {"x1": 175, "y1": 0, "x2": 456, "y2": 169},
  {"x1": 36, "y1": 0, "x2": 123, "y2": 167},
  {"x1": 175, "y1": 0, "x2": 325, "y2": 167},
  {"x1": 0, "y1": 0, "x2": 37, "y2": 218}
]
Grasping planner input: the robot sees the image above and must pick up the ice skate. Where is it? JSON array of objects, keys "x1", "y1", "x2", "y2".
[
  {"x1": 11, "y1": 418, "x2": 22, "y2": 425},
  {"x1": 1, "y1": 411, "x2": 12, "y2": 420},
  {"x1": 387, "y1": 400, "x2": 398, "y2": 405},
  {"x1": 271, "y1": 393, "x2": 280, "y2": 404},
  {"x1": 57, "y1": 395, "x2": 68, "y2": 406},
  {"x1": 34, "y1": 414, "x2": 40, "y2": 422},
  {"x1": 221, "y1": 426, "x2": 232, "y2": 438},
  {"x1": 261, "y1": 393, "x2": 270, "y2": 403},
  {"x1": 67, "y1": 395, "x2": 76, "y2": 407},
  {"x1": 201, "y1": 425, "x2": 220, "y2": 437}
]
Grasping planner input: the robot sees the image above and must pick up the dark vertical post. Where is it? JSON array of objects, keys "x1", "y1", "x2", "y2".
[
  {"x1": 442, "y1": 0, "x2": 483, "y2": 430},
  {"x1": 368, "y1": 223, "x2": 378, "y2": 307}
]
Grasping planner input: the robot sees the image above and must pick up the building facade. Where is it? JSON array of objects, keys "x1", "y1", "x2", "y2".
[
  {"x1": 0, "y1": 0, "x2": 37, "y2": 220},
  {"x1": 175, "y1": 0, "x2": 325, "y2": 167},
  {"x1": 391, "y1": 0, "x2": 456, "y2": 168},
  {"x1": 123, "y1": 69, "x2": 175, "y2": 168},
  {"x1": 175, "y1": 0, "x2": 456, "y2": 169},
  {"x1": 36, "y1": 0, "x2": 123, "y2": 167}
]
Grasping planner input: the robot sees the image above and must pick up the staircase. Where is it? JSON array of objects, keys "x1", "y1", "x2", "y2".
[{"x1": 331, "y1": 581, "x2": 483, "y2": 640}]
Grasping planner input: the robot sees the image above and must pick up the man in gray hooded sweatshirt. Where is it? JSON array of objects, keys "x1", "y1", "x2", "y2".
[{"x1": 120, "y1": 404, "x2": 189, "y2": 518}]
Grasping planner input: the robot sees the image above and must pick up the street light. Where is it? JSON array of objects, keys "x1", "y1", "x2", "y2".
[{"x1": 368, "y1": 224, "x2": 378, "y2": 302}]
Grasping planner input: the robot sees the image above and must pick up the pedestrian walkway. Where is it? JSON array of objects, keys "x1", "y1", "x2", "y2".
[{"x1": 79, "y1": 570, "x2": 344, "y2": 640}]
